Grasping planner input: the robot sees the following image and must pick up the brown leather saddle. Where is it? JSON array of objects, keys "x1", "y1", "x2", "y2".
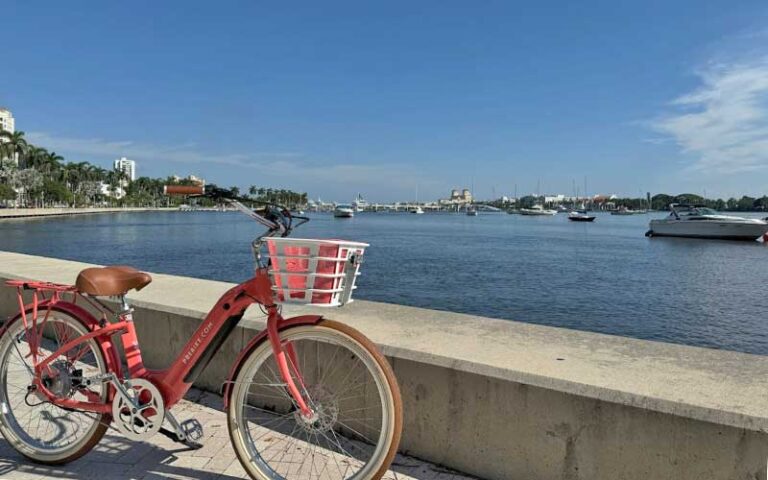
[{"x1": 76, "y1": 266, "x2": 152, "y2": 296}]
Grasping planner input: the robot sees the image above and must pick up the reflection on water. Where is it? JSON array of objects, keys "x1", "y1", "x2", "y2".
[{"x1": 1, "y1": 211, "x2": 767, "y2": 354}]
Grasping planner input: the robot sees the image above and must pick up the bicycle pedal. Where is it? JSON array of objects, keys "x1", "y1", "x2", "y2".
[
  {"x1": 158, "y1": 427, "x2": 204, "y2": 450},
  {"x1": 180, "y1": 419, "x2": 204, "y2": 442}
]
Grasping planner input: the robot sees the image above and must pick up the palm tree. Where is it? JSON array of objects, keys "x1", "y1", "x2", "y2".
[
  {"x1": 0, "y1": 130, "x2": 28, "y2": 167},
  {"x1": 24, "y1": 146, "x2": 47, "y2": 170},
  {"x1": 44, "y1": 151, "x2": 63, "y2": 175}
]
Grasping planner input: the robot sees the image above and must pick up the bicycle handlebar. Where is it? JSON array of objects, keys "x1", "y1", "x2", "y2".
[{"x1": 162, "y1": 184, "x2": 309, "y2": 238}]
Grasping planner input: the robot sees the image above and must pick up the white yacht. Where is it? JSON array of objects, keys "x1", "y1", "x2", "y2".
[
  {"x1": 647, "y1": 204, "x2": 768, "y2": 241},
  {"x1": 352, "y1": 193, "x2": 368, "y2": 213},
  {"x1": 611, "y1": 206, "x2": 637, "y2": 216},
  {"x1": 334, "y1": 204, "x2": 355, "y2": 218},
  {"x1": 519, "y1": 205, "x2": 558, "y2": 216},
  {"x1": 409, "y1": 206, "x2": 425, "y2": 214}
]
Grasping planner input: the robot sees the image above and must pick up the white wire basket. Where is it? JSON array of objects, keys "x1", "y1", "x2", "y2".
[{"x1": 265, "y1": 238, "x2": 369, "y2": 307}]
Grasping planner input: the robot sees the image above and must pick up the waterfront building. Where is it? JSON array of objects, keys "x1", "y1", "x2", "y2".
[
  {"x1": 99, "y1": 182, "x2": 126, "y2": 199},
  {"x1": 0, "y1": 108, "x2": 17, "y2": 165},
  {"x1": 171, "y1": 174, "x2": 205, "y2": 185},
  {"x1": 0, "y1": 108, "x2": 14, "y2": 134},
  {"x1": 187, "y1": 174, "x2": 205, "y2": 185},
  {"x1": 543, "y1": 194, "x2": 567, "y2": 204},
  {"x1": 113, "y1": 157, "x2": 136, "y2": 182},
  {"x1": 439, "y1": 188, "x2": 473, "y2": 206}
]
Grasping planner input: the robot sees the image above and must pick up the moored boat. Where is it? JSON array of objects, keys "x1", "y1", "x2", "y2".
[
  {"x1": 334, "y1": 204, "x2": 354, "y2": 218},
  {"x1": 611, "y1": 206, "x2": 636, "y2": 215},
  {"x1": 646, "y1": 204, "x2": 768, "y2": 241},
  {"x1": 519, "y1": 205, "x2": 558, "y2": 216},
  {"x1": 353, "y1": 193, "x2": 368, "y2": 212},
  {"x1": 568, "y1": 210, "x2": 596, "y2": 222}
]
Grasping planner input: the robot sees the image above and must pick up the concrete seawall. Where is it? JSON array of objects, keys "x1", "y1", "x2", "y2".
[
  {"x1": 1, "y1": 251, "x2": 766, "y2": 479},
  {"x1": 0, "y1": 207, "x2": 174, "y2": 219}
]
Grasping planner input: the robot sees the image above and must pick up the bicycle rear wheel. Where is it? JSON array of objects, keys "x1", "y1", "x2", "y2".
[
  {"x1": 227, "y1": 320, "x2": 402, "y2": 480},
  {"x1": 0, "y1": 310, "x2": 109, "y2": 464}
]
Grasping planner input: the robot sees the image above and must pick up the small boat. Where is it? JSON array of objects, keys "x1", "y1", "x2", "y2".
[
  {"x1": 556, "y1": 205, "x2": 569, "y2": 213},
  {"x1": 611, "y1": 207, "x2": 636, "y2": 216},
  {"x1": 647, "y1": 204, "x2": 768, "y2": 241},
  {"x1": 409, "y1": 206, "x2": 424, "y2": 214},
  {"x1": 334, "y1": 204, "x2": 354, "y2": 218},
  {"x1": 466, "y1": 206, "x2": 478, "y2": 216},
  {"x1": 519, "y1": 205, "x2": 558, "y2": 216},
  {"x1": 568, "y1": 210, "x2": 596, "y2": 222}
]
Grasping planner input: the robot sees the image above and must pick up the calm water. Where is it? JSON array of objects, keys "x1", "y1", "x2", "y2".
[{"x1": 1, "y1": 211, "x2": 767, "y2": 355}]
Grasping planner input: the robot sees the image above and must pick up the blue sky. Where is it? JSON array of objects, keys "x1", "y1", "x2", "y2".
[{"x1": 4, "y1": 1, "x2": 768, "y2": 202}]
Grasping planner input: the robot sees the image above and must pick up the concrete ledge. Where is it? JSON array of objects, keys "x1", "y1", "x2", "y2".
[
  {"x1": 0, "y1": 207, "x2": 173, "y2": 219},
  {"x1": 1, "y1": 251, "x2": 766, "y2": 479}
]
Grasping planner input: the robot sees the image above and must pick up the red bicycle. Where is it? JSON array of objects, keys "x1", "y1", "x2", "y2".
[{"x1": 0, "y1": 185, "x2": 402, "y2": 480}]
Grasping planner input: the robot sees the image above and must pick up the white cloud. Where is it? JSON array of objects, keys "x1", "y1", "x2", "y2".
[
  {"x1": 24, "y1": 131, "x2": 302, "y2": 168},
  {"x1": 652, "y1": 57, "x2": 768, "y2": 173},
  {"x1": 23, "y1": 131, "x2": 445, "y2": 200}
]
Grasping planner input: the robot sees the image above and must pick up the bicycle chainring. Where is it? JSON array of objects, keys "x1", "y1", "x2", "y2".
[{"x1": 112, "y1": 378, "x2": 165, "y2": 441}]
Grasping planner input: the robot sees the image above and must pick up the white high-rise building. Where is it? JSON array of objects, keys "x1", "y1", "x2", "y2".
[
  {"x1": 0, "y1": 108, "x2": 14, "y2": 133},
  {"x1": 113, "y1": 157, "x2": 136, "y2": 182},
  {"x1": 0, "y1": 108, "x2": 16, "y2": 165}
]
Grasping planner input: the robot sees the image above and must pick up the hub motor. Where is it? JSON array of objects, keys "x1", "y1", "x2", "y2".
[{"x1": 41, "y1": 360, "x2": 77, "y2": 398}]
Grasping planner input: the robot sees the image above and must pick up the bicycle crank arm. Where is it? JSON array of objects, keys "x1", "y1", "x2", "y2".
[{"x1": 82, "y1": 372, "x2": 143, "y2": 411}]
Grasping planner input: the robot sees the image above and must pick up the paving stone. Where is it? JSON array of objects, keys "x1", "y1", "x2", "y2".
[{"x1": 0, "y1": 388, "x2": 478, "y2": 480}]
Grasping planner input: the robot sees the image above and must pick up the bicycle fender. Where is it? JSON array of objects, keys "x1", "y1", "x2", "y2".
[{"x1": 221, "y1": 314, "x2": 323, "y2": 409}]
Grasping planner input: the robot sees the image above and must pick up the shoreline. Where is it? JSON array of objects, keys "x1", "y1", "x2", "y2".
[{"x1": 0, "y1": 207, "x2": 176, "y2": 219}]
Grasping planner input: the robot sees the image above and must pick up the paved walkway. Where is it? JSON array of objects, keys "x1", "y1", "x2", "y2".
[{"x1": 0, "y1": 389, "x2": 476, "y2": 480}]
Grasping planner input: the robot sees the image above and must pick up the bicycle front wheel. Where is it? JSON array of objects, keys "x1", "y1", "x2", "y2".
[{"x1": 227, "y1": 320, "x2": 402, "y2": 480}]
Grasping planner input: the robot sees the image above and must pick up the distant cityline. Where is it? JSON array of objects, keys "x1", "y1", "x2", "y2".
[
  {"x1": 4, "y1": 108, "x2": 768, "y2": 210},
  {"x1": 315, "y1": 190, "x2": 768, "y2": 213}
]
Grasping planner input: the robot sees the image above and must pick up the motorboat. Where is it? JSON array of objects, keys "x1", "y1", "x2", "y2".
[
  {"x1": 409, "y1": 206, "x2": 424, "y2": 214},
  {"x1": 611, "y1": 206, "x2": 637, "y2": 215},
  {"x1": 466, "y1": 206, "x2": 478, "y2": 216},
  {"x1": 334, "y1": 204, "x2": 354, "y2": 218},
  {"x1": 568, "y1": 210, "x2": 596, "y2": 222},
  {"x1": 647, "y1": 204, "x2": 768, "y2": 241},
  {"x1": 519, "y1": 205, "x2": 558, "y2": 216}
]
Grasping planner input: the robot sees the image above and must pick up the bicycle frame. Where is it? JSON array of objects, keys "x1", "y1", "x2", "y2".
[{"x1": 8, "y1": 266, "x2": 322, "y2": 418}]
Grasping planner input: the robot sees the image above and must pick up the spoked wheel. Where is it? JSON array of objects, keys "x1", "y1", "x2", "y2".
[
  {"x1": 228, "y1": 320, "x2": 402, "y2": 480},
  {"x1": 0, "y1": 310, "x2": 109, "y2": 464}
]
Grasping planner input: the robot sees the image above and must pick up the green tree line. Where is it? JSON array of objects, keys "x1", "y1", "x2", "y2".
[
  {"x1": 0, "y1": 130, "x2": 308, "y2": 208},
  {"x1": 614, "y1": 194, "x2": 768, "y2": 212},
  {"x1": 487, "y1": 193, "x2": 768, "y2": 212}
]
